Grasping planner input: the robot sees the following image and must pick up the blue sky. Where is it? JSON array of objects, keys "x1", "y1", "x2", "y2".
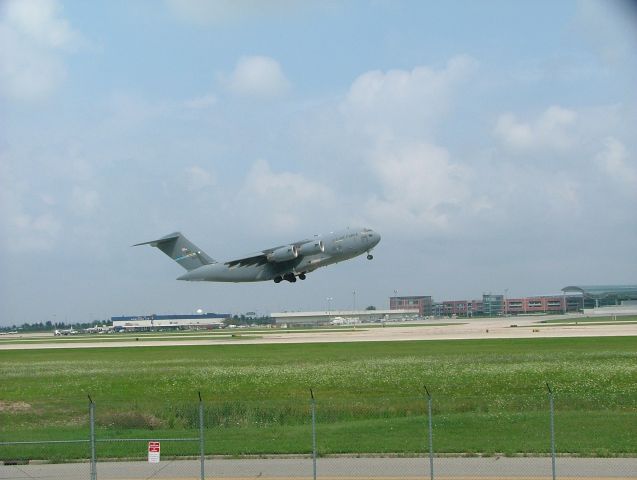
[{"x1": 1, "y1": 0, "x2": 636, "y2": 325}]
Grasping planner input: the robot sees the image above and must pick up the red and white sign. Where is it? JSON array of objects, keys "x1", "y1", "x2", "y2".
[{"x1": 148, "y1": 441, "x2": 160, "y2": 463}]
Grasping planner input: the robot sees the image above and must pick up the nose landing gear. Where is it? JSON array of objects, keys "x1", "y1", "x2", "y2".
[{"x1": 367, "y1": 253, "x2": 374, "y2": 260}]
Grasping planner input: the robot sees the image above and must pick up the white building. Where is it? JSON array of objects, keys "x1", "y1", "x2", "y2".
[
  {"x1": 272, "y1": 309, "x2": 419, "y2": 327},
  {"x1": 111, "y1": 313, "x2": 230, "y2": 331}
]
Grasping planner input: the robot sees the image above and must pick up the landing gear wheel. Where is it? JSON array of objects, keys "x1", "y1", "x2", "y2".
[
  {"x1": 298, "y1": 273, "x2": 306, "y2": 280},
  {"x1": 367, "y1": 254, "x2": 374, "y2": 260},
  {"x1": 274, "y1": 276, "x2": 282, "y2": 283}
]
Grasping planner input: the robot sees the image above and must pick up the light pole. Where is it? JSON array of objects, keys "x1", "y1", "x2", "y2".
[
  {"x1": 562, "y1": 291, "x2": 566, "y2": 315},
  {"x1": 352, "y1": 291, "x2": 356, "y2": 312},
  {"x1": 504, "y1": 288, "x2": 508, "y2": 317},
  {"x1": 326, "y1": 297, "x2": 333, "y2": 313}
]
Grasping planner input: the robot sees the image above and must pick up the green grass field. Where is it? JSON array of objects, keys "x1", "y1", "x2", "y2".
[
  {"x1": 0, "y1": 336, "x2": 635, "y2": 460},
  {"x1": 539, "y1": 315, "x2": 637, "y2": 325}
]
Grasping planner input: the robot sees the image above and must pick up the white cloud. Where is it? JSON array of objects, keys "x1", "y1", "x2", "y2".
[
  {"x1": 341, "y1": 55, "x2": 478, "y2": 138},
  {"x1": 574, "y1": 0, "x2": 636, "y2": 66},
  {"x1": 238, "y1": 159, "x2": 335, "y2": 232},
  {"x1": 11, "y1": 213, "x2": 62, "y2": 251},
  {"x1": 4, "y1": 0, "x2": 78, "y2": 48},
  {"x1": 185, "y1": 165, "x2": 215, "y2": 191},
  {"x1": 595, "y1": 137, "x2": 637, "y2": 189},
  {"x1": 70, "y1": 187, "x2": 100, "y2": 216},
  {"x1": 221, "y1": 56, "x2": 290, "y2": 98},
  {"x1": 0, "y1": 168, "x2": 62, "y2": 252},
  {"x1": 494, "y1": 106, "x2": 578, "y2": 151},
  {"x1": 0, "y1": 0, "x2": 82, "y2": 100},
  {"x1": 307, "y1": 57, "x2": 480, "y2": 233},
  {"x1": 0, "y1": 25, "x2": 67, "y2": 100},
  {"x1": 537, "y1": 174, "x2": 582, "y2": 215},
  {"x1": 299, "y1": 58, "x2": 635, "y2": 244},
  {"x1": 243, "y1": 159, "x2": 332, "y2": 202},
  {"x1": 366, "y1": 142, "x2": 472, "y2": 230}
]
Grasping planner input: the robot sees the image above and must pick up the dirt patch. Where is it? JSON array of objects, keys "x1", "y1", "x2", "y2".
[{"x1": 0, "y1": 401, "x2": 32, "y2": 413}]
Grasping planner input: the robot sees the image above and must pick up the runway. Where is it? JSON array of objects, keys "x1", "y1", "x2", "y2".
[{"x1": 0, "y1": 315, "x2": 635, "y2": 350}]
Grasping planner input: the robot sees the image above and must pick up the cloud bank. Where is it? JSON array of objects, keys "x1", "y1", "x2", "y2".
[{"x1": 0, "y1": 0, "x2": 81, "y2": 100}]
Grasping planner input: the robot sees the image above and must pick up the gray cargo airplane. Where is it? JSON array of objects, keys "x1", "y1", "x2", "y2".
[{"x1": 134, "y1": 227, "x2": 380, "y2": 283}]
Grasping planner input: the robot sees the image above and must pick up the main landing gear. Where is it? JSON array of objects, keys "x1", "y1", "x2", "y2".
[{"x1": 273, "y1": 272, "x2": 307, "y2": 283}]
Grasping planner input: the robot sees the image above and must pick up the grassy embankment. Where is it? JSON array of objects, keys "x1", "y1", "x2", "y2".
[{"x1": 0, "y1": 336, "x2": 635, "y2": 460}]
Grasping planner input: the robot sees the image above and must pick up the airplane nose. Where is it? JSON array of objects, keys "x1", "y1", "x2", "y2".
[{"x1": 372, "y1": 231, "x2": 381, "y2": 246}]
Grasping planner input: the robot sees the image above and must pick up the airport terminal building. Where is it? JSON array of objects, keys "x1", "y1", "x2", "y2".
[
  {"x1": 389, "y1": 296, "x2": 433, "y2": 316},
  {"x1": 109, "y1": 287, "x2": 636, "y2": 331},
  {"x1": 391, "y1": 285, "x2": 637, "y2": 317},
  {"x1": 561, "y1": 285, "x2": 637, "y2": 310}
]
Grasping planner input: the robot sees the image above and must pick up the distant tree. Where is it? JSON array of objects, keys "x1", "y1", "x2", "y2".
[{"x1": 365, "y1": 305, "x2": 376, "y2": 310}]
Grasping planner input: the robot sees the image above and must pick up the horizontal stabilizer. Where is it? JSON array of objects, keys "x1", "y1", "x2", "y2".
[{"x1": 133, "y1": 233, "x2": 181, "y2": 248}]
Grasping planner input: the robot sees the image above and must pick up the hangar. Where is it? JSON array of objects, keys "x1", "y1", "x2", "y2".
[
  {"x1": 561, "y1": 285, "x2": 637, "y2": 310},
  {"x1": 111, "y1": 312, "x2": 230, "y2": 331},
  {"x1": 272, "y1": 309, "x2": 419, "y2": 328}
]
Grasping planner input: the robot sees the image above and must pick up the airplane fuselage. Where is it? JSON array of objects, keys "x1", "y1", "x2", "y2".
[{"x1": 177, "y1": 227, "x2": 380, "y2": 283}]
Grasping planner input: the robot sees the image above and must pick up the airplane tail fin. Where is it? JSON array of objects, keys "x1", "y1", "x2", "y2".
[{"x1": 133, "y1": 232, "x2": 215, "y2": 271}]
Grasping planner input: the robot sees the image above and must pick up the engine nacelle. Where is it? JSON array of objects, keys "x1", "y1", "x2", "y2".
[
  {"x1": 267, "y1": 245, "x2": 299, "y2": 263},
  {"x1": 298, "y1": 240, "x2": 325, "y2": 256}
]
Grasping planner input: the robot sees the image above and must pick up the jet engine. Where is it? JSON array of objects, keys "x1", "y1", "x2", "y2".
[
  {"x1": 298, "y1": 240, "x2": 325, "y2": 256},
  {"x1": 267, "y1": 245, "x2": 299, "y2": 262}
]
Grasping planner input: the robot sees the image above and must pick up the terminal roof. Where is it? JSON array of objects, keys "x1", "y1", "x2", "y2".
[{"x1": 561, "y1": 285, "x2": 637, "y2": 299}]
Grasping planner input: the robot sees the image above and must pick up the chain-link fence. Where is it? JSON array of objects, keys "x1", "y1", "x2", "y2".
[{"x1": 1, "y1": 389, "x2": 635, "y2": 479}]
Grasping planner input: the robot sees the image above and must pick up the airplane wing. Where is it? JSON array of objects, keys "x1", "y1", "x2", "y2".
[
  {"x1": 225, "y1": 254, "x2": 269, "y2": 268},
  {"x1": 224, "y1": 238, "x2": 316, "y2": 268}
]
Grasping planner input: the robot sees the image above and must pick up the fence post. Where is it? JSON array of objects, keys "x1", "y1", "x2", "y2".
[
  {"x1": 425, "y1": 386, "x2": 434, "y2": 480},
  {"x1": 310, "y1": 389, "x2": 317, "y2": 480},
  {"x1": 199, "y1": 392, "x2": 205, "y2": 480},
  {"x1": 88, "y1": 395, "x2": 96, "y2": 480},
  {"x1": 546, "y1": 383, "x2": 556, "y2": 480}
]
